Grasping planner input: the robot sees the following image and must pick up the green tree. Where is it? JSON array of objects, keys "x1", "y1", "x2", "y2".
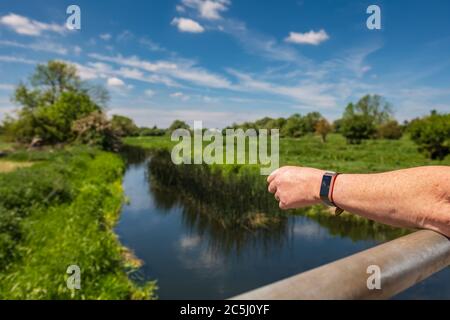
[
  {"x1": 281, "y1": 114, "x2": 303, "y2": 137},
  {"x1": 341, "y1": 114, "x2": 376, "y2": 144},
  {"x1": 377, "y1": 120, "x2": 403, "y2": 140},
  {"x1": 302, "y1": 112, "x2": 322, "y2": 133},
  {"x1": 4, "y1": 61, "x2": 105, "y2": 144},
  {"x1": 111, "y1": 115, "x2": 139, "y2": 137},
  {"x1": 168, "y1": 120, "x2": 190, "y2": 132},
  {"x1": 408, "y1": 112, "x2": 450, "y2": 160},
  {"x1": 344, "y1": 95, "x2": 393, "y2": 125}
]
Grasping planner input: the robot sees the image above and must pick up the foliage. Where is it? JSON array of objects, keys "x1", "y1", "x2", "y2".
[
  {"x1": 0, "y1": 147, "x2": 156, "y2": 299},
  {"x1": 341, "y1": 114, "x2": 376, "y2": 144},
  {"x1": 168, "y1": 120, "x2": 190, "y2": 133},
  {"x1": 72, "y1": 111, "x2": 121, "y2": 152},
  {"x1": 138, "y1": 126, "x2": 166, "y2": 136},
  {"x1": 408, "y1": 112, "x2": 450, "y2": 160},
  {"x1": 125, "y1": 133, "x2": 450, "y2": 173},
  {"x1": 111, "y1": 115, "x2": 139, "y2": 137},
  {"x1": 2, "y1": 61, "x2": 105, "y2": 145},
  {"x1": 339, "y1": 95, "x2": 394, "y2": 144},
  {"x1": 315, "y1": 118, "x2": 332, "y2": 142},
  {"x1": 377, "y1": 120, "x2": 403, "y2": 140}
]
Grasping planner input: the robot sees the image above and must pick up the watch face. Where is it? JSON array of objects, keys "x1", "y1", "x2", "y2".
[{"x1": 320, "y1": 175, "x2": 332, "y2": 197}]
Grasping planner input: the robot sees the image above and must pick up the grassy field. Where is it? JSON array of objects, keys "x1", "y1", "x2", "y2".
[
  {"x1": 124, "y1": 134, "x2": 450, "y2": 173},
  {"x1": 0, "y1": 146, "x2": 156, "y2": 299}
]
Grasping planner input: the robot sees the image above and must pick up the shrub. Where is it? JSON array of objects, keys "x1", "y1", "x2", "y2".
[
  {"x1": 341, "y1": 114, "x2": 376, "y2": 144},
  {"x1": 377, "y1": 120, "x2": 403, "y2": 140},
  {"x1": 408, "y1": 113, "x2": 450, "y2": 160},
  {"x1": 72, "y1": 111, "x2": 121, "y2": 151},
  {"x1": 111, "y1": 115, "x2": 139, "y2": 137}
]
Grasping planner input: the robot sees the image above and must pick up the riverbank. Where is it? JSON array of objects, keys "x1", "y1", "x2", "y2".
[{"x1": 0, "y1": 146, "x2": 156, "y2": 299}]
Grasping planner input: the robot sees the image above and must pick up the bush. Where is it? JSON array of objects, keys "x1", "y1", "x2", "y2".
[
  {"x1": 139, "y1": 126, "x2": 166, "y2": 136},
  {"x1": 72, "y1": 111, "x2": 121, "y2": 151},
  {"x1": 111, "y1": 115, "x2": 139, "y2": 137},
  {"x1": 341, "y1": 115, "x2": 376, "y2": 144},
  {"x1": 377, "y1": 120, "x2": 403, "y2": 140},
  {"x1": 408, "y1": 113, "x2": 450, "y2": 160}
]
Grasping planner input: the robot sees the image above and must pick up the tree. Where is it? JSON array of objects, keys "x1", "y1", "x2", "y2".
[
  {"x1": 408, "y1": 112, "x2": 450, "y2": 160},
  {"x1": 302, "y1": 112, "x2": 322, "y2": 133},
  {"x1": 168, "y1": 120, "x2": 190, "y2": 132},
  {"x1": 344, "y1": 95, "x2": 393, "y2": 125},
  {"x1": 377, "y1": 120, "x2": 403, "y2": 140},
  {"x1": 3, "y1": 61, "x2": 105, "y2": 145},
  {"x1": 341, "y1": 114, "x2": 376, "y2": 144},
  {"x1": 281, "y1": 114, "x2": 303, "y2": 137},
  {"x1": 340, "y1": 95, "x2": 393, "y2": 144},
  {"x1": 111, "y1": 115, "x2": 139, "y2": 137},
  {"x1": 315, "y1": 118, "x2": 332, "y2": 142}
]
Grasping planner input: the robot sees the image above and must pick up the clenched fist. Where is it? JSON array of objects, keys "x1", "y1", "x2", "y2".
[{"x1": 267, "y1": 166, "x2": 325, "y2": 210}]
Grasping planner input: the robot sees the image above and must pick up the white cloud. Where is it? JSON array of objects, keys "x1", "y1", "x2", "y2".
[
  {"x1": 0, "y1": 84, "x2": 14, "y2": 90},
  {"x1": 100, "y1": 33, "x2": 112, "y2": 41},
  {"x1": 89, "y1": 53, "x2": 231, "y2": 89},
  {"x1": 0, "y1": 55, "x2": 37, "y2": 65},
  {"x1": 285, "y1": 29, "x2": 329, "y2": 45},
  {"x1": 0, "y1": 39, "x2": 68, "y2": 55},
  {"x1": 144, "y1": 89, "x2": 155, "y2": 97},
  {"x1": 170, "y1": 91, "x2": 190, "y2": 101},
  {"x1": 181, "y1": 0, "x2": 230, "y2": 20},
  {"x1": 171, "y1": 17, "x2": 205, "y2": 33},
  {"x1": 73, "y1": 45, "x2": 82, "y2": 55},
  {"x1": 107, "y1": 77, "x2": 126, "y2": 87},
  {"x1": 0, "y1": 13, "x2": 65, "y2": 36}
]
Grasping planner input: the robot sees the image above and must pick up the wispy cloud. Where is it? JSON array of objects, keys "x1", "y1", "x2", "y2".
[
  {"x1": 0, "y1": 55, "x2": 37, "y2": 65},
  {"x1": 99, "y1": 33, "x2": 112, "y2": 41},
  {"x1": 88, "y1": 53, "x2": 231, "y2": 89},
  {"x1": 0, "y1": 39, "x2": 69, "y2": 55},
  {"x1": 0, "y1": 13, "x2": 65, "y2": 36},
  {"x1": 170, "y1": 91, "x2": 190, "y2": 101},
  {"x1": 285, "y1": 29, "x2": 329, "y2": 45},
  {"x1": 180, "y1": 0, "x2": 231, "y2": 20}
]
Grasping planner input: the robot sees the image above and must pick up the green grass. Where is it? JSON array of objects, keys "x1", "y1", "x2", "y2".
[
  {"x1": 0, "y1": 135, "x2": 14, "y2": 151},
  {"x1": 0, "y1": 146, "x2": 156, "y2": 299},
  {"x1": 125, "y1": 133, "x2": 450, "y2": 173}
]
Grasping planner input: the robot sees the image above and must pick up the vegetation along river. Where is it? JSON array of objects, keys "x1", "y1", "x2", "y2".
[{"x1": 116, "y1": 146, "x2": 450, "y2": 299}]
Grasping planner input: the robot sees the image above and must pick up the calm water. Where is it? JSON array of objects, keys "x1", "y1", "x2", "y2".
[{"x1": 115, "y1": 152, "x2": 450, "y2": 299}]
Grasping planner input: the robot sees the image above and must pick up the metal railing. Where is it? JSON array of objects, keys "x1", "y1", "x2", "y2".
[{"x1": 230, "y1": 230, "x2": 450, "y2": 300}]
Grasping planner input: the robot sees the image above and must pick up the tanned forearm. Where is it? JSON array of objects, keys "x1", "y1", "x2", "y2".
[
  {"x1": 332, "y1": 167, "x2": 450, "y2": 236},
  {"x1": 268, "y1": 166, "x2": 450, "y2": 237}
]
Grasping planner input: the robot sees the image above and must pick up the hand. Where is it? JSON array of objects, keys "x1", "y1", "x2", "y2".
[{"x1": 267, "y1": 166, "x2": 325, "y2": 210}]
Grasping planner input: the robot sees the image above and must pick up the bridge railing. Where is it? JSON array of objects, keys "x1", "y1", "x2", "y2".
[{"x1": 230, "y1": 230, "x2": 450, "y2": 300}]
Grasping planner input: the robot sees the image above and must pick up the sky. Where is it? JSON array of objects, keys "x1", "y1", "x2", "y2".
[{"x1": 0, "y1": 0, "x2": 449, "y2": 128}]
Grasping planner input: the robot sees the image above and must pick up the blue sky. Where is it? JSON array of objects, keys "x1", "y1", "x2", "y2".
[{"x1": 0, "y1": 0, "x2": 449, "y2": 128}]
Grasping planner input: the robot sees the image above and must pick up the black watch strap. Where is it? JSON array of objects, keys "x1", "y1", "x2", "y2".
[{"x1": 319, "y1": 172, "x2": 344, "y2": 216}]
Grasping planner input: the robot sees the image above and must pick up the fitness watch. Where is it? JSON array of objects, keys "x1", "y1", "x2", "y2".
[{"x1": 319, "y1": 171, "x2": 344, "y2": 216}]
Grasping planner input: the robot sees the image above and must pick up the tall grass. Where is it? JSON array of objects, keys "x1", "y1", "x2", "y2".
[{"x1": 0, "y1": 147, "x2": 156, "y2": 299}]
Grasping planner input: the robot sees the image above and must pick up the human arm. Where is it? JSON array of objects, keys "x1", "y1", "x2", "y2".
[{"x1": 267, "y1": 166, "x2": 450, "y2": 237}]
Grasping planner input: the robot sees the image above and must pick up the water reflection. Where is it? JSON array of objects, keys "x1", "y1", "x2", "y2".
[{"x1": 116, "y1": 145, "x2": 450, "y2": 299}]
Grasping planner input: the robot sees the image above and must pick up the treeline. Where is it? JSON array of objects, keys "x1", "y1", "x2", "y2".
[{"x1": 226, "y1": 95, "x2": 450, "y2": 160}]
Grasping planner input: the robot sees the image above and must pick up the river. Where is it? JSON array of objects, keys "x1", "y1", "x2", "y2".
[{"x1": 115, "y1": 148, "x2": 450, "y2": 299}]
